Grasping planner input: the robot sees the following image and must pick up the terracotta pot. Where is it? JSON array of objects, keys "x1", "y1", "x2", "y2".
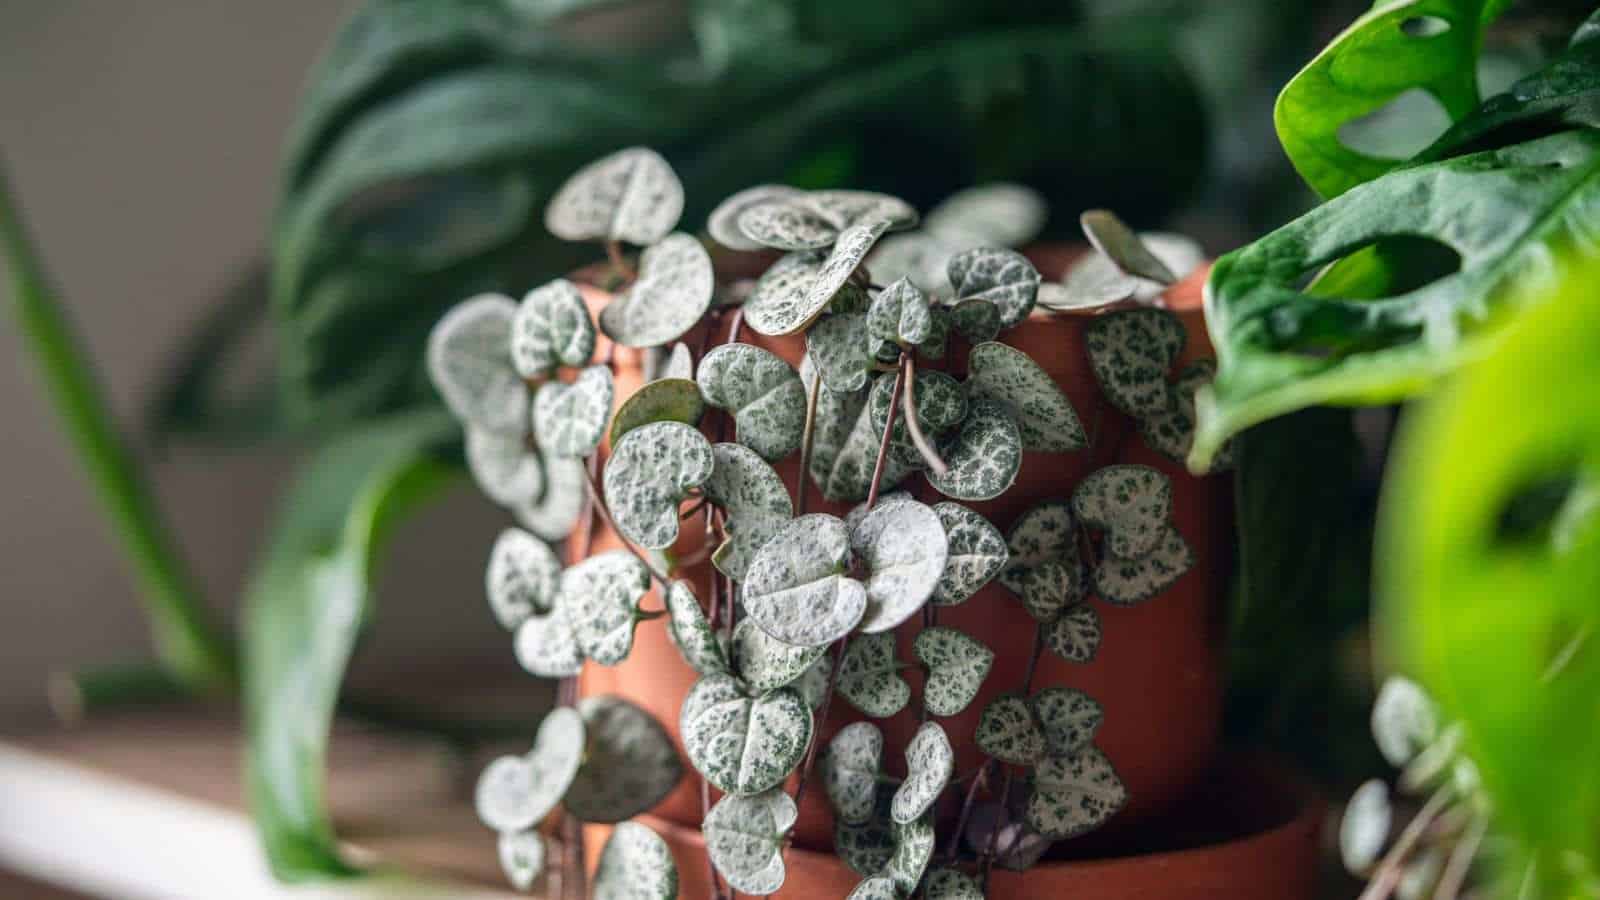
[
  {"x1": 584, "y1": 753, "x2": 1324, "y2": 900},
  {"x1": 575, "y1": 246, "x2": 1231, "y2": 857}
]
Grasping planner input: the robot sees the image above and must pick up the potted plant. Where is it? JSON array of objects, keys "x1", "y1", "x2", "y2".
[{"x1": 426, "y1": 148, "x2": 1321, "y2": 898}]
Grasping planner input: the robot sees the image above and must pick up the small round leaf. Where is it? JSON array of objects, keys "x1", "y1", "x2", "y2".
[
  {"x1": 1340, "y1": 779, "x2": 1392, "y2": 874},
  {"x1": 926, "y1": 400, "x2": 1023, "y2": 502},
  {"x1": 807, "y1": 312, "x2": 875, "y2": 393},
  {"x1": 474, "y1": 706, "x2": 585, "y2": 832},
  {"x1": 666, "y1": 580, "x2": 728, "y2": 677},
  {"x1": 600, "y1": 233, "x2": 715, "y2": 348},
  {"x1": 1080, "y1": 209, "x2": 1177, "y2": 285},
  {"x1": 512, "y1": 278, "x2": 594, "y2": 377},
  {"x1": 924, "y1": 867, "x2": 984, "y2": 900},
  {"x1": 604, "y1": 421, "x2": 715, "y2": 549},
  {"x1": 947, "y1": 248, "x2": 1040, "y2": 328},
  {"x1": 561, "y1": 550, "x2": 651, "y2": 666},
  {"x1": 966, "y1": 342, "x2": 1085, "y2": 452},
  {"x1": 892, "y1": 723, "x2": 954, "y2": 825},
  {"x1": 1371, "y1": 676, "x2": 1440, "y2": 768},
  {"x1": 924, "y1": 182, "x2": 1046, "y2": 249},
  {"x1": 1092, "y1": 523, "x2": 1194, "y2": 606},
  {"x1": 466, "y1": 426, "x2": 543, "y2": 506},
  {"x1": 1032, "y1": 687, "x2": 1103, "y2": 757},
  {"x1": 498, "y1": 829, "x2": 546, "y2": 892},
  {"x1": 512, "y1": 454, "x2": 587, "y2": 541},
  {"x1": 949, "y1": 298, "x2": 1002, "y2": 344},
  {"x1": 837, "y1": 632, "x2": 911, "y2": 719},
  {"x1": 566, "y1": 695, "x2": 683, "y2": 823},
  {"x1": 545, "y1": 147, "x2": 683, "y2": 245},
  {"x1": 868, "y1": 278, "x2": 933, "y2": 347},
  {"x1": 999, "y1": 502, "x2": 1082, "y2": 621},
  {"x1": 835, "y1": 796, "x2": 897, "y2": 876},
  {"x1": 427, "y1": 294, "x2": 526, "y2": 433},
  {"x1": 930, "y1": 503, "x2": 1007, "y2": 606},
  {"x1": 705, "y1": 789, "x2": 797, "y2": 895},
  {"x1": 1085, "y1": 309, "x2": 1186, "y2": 418},
  {"x1": 884, "y1": 813, "x2": 936, "y2": 895},
  {"x1": 1044, "y1": 604, "x2": 1102, "y2": 663},
  {"x1": 913, "y1": 626, "x2": 994, "y2": 717},
  {"x1": 821, "y1": 721, "x2": 884, "y2": 826},
  {"x1": 534, "y1": 364, "x2": 614, "y2": 458},
  {"x1": 514, "y1": 607, "x2": 583, "y2": 677},
  {"x1": 1041, "y1": 253, "x2": 1140, "y2": 312},
  {"x1": 486, "y1": 527, "x2": 560, "y2": 630},
  {"x1": 1026, "y1": 745, "x2": 1128, "y2": 840},
  {"x1": 744, "y1": 514, "x2": 867, "y2": 647},
  {"x1": 976, "y1": 694, "x2": 1045, "y2": 765},
  {"x1": 682, "y1": 673, "x2": 813, "y2": 796},
  {"x1": 797, "y1": 219, "x2": 892, "y2": 333},
  {"x1": 709, "y1": 185, "x2": 803, "y2": 251},
  {"x1": 702, "y1": 443, "x2": 793, "y2": 582},
  {"x1": 737, "y1": 199, "x2": 838, "y2": 251},
  {"x1": 732, "y1": 619, "x2": 826, "y2": 695},
  {"x1": 697, "y1": 343, "x2": 807, "y2": 461},
  {"x1": 610, "y1": 377, "x2": 706, "y2": 445},
  {"x1": 805, "y1": 190, "x2": 918, "y2": 231},
  {"x1": 1072, "y1": 464, "x2": 1173, "y2": 559},
  {"x1": 866, "y1": 232, "x2": 952, "y2": 294},
  {"x1": 852, "y1": 498, "x2": 949, "y2": 634},
  {"x1": 593, "y1": 821, "x2": 678, "y2": 900}
]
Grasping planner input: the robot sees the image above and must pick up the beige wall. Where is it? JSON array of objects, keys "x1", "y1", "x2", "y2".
[{"x1": 0, "y1": 2, "x2": 522, "y2": 722}]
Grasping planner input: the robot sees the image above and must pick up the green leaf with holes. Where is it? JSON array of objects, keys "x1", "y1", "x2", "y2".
[
  {"x1": 1033, "y1": 687, "x2": 1103, "y2": 758},
  {"x1": 836, "y1": 795, "x2": 897, "y2": 877},
  {"x1": 486, "y1": 527, "x2": 560, "y2": 630},
  {"x1": 465, "y1": 425, "x2": 542, "y2": 506},
  {"x1": 566, "y1": 695, "x2": 682, "y2": 823},
  {"x1": 498, "y1": 829, "x2": 546, "y2": 892},
  {"x1": 948, "y1": 248, "x2": 1040, "y2": 328},
  {"x1": 703, "y1": 443, "x2": 793, "y2": 582},
  {"x1": 892, "y1": 723, "x2": 953, "y2": 825},
  {"x1": 697, "y1": 343, "x2": 807, "y2": 462},
  {"x1": 914, "y1": 626, "x2": 994, "y2": 718},
  {"x1": 822, "y1": 721, "x2": 884, "y2": 826},
  {"x1": 869, "y1": 278, "x2": 933, "y2": 348},
  {"x1": 474, "y1": 706, "x2": 585, "y2": 833},
  {"x1": 611, "y1": 378, "x2": 706, "y2": 446},
  {"x1": 808, "y1": 312, "x2": 875, "y2": 393},
  {"x1": 852, "y1": 498, "x2": 949, "y2": 634},
  {"x1": 884, "y1": 812, "x2": 936, "y2": 896},
  {"x1": 604, "y1": 421, "x2": 714, "y2": 550},
  {"x1": 666, "y1": 580, "x2": 728, "y2": 677},
  {"x1": 426, "y1": 294, "x2": 526, "y2": 434},
  {"x1": 560, "y1": 550, "x2": 651, "y2": 666},
  {"x1": 967, "y1": 341, "x2": 1085, "y2": 452},
  {"x1": 545, "y1": 146, "x2": 683, "y2": 245},
  {"x1": 744, "y1": 514, "x2": 866, "y2": 647},
  {"x1": 977, "y1": 694, "x2": 1045, "y2": 765},
  {"x1": 705, "y1": 789, "x2": 796, "y2": 896},
  {"x1": 682, "y1": 673, "x2": 812, "y2": 796},
  {"x1": 709, "y1": 185, "x2": 804, "y2": 251},
  {"x1": 511, "y1": 278, "x2": 594, "y2": 378},
  {"x1": 1026, "y1": 746, "x2": 1127, "y2": 840},
  {"x1": 1073, "y1": 465, "x2": 1173, "y2": 559},
  {"x1": 732, "y1": 619, "x2": 825, "y2": 695},
  {"x1": 926, "y1": 400, "x2": 1022, "y2": 502},
  {"x1": 533, "y1": 364, "x2": 614, "y2": 458},
  {"x1": 1085, "y1": 309, "x2": 1185, "y2": 420},
  {"x1": 930, "y1": 502, "x2": 1007, "y2": 607},
  {"x1": 1044, "y1": 604, "x2": 1102, "y2": 663},
  {"x1": 601, "y1": 233, "x2": 715, "y2": 348},
  {"x1": 999, "y1": 502, "x2": 1083, "y2": 622},
  {"x1": 1093, "y1": 523, "x2": 1194, "y2": 606},
  {"x1": 838, "y1": 632, "x2": 912, "y2": 719},
  {"x1": 593, "y1": 821, "x2": 678, "y2": 900}
]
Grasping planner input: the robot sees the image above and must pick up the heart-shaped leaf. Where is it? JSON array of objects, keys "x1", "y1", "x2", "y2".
[
  {"x1": 1371, "y1": 676, "x2": 1440, "y2": 769},
  {"x1": 948, "y1": 248, "x2": 1040, "y2": 328},
  {"x1": 1026, "y1": 745, "x2": 1127, "y2": 840},
  {"x1": 796, "y1": 652, "x2": 833, "y2": 711},
  {"x1": 705, "y1": 789, "x2": 797, "y2": 896},
  {"x1": 807, "y1": 312, "x2": 874, "y2": 393},
  {"x1": 565, "y1": 695, "x2": 682, "y2": 823},
  {"x1": 976, "y1": 694, "x2": 1045, "y2": 765},
  {"x1": 868, "y1": 278, "x2": 933, "y2": 348},
  {"x1": 738, "y1": 199, "x2": 840, "y2": 251},
  {"x1": 1340, "y1": 779, "x2": 1392, "y2": 874},
  {"x1": 666, "y1": 580, "x2": 728, "y2": 677},
  {"x1": 998, "y1": 502, "x2": 1078, "y2": 618},
  {"x1": 924, "y1": 867, "x2": 984, "y2": 900},
  {"x1": 593, "y1": 821, "x2": 679, "y2": 900},
  {"x1": 600, "y1": 233, "x2": 715, "y2": 348},
  {"x1": 851, "y1": 498, "x2": 949, "y2": 634},
  {"x1": 884, "y1": 813, "x2": 936, "y2": 895},
  {"x1": 604, "y1": 421, "x2": 714, "y2": 549},
  {"x1": 835, "y1": 796, "x2": 897, "y2": 877},
  {"x1": 913, "y1": 626, "x2": 994, "y2": 717},
  {"x1": 966, "y1": 341, "x2": 1086, "y2": 452},
  {"x1": 948, "y1": 298, "x2": 1002, "y2": 344},
  {"x1": 929, "y1": 503, "x2": 1007, "y2": 606},
  {"x1": 486, "y1": 527, "x2": 560, "y2": 629},
  {"x1": 682, "y1": 673, "x2": 812, "y2": 796},
  {"x1": 709, "y1": 185, "x2": 803, "y2": 251},
  {"x1": 1044, "y1": 603, "x2": 1102, "y2": 663},
  {"x1": 892, "y1": 723, "x2": 953, "y2": 825},
  {"x1": 866, "y1": 232, "x2": 952, "y2": 295},
  {"x1": 924, "y1": 183, "x2": 1047, "y2": 250},
  {"x1": 1080, "y1": 209, "x2": 1177, "y2": 285},
  {"x1": 1006, "y1": 561, "x2": 1084, "y2": 623},
  {"x1": 610, "y1": 377, "x2": 706, "y2": 445},
  {"x1": 744, "y1": 514, "x2": 866, "y2": 647},
  {"x1": 702, "y1": 443, "x2": 793, "y2": 582},
  {"x1": 466, "y1": 426, "x2": 543, "y2": 506},
  {"x1": 474, "y1": 706, "x2": 585, "y2": 831},
  {"x1": 697, "y1": 343, "x2": 807, "y2": 462},
  {"x1": 805, "y1": 190, "x2": 918, "y2": 231},
  {"x1": 743, "y1": 219, "x2": 889, "y2": 336},
  {"x1": 513, "y1": 606, "x2": 583, "y2": 677},
  {"x1": 1032, "y1": 687, "x2": 1103, "y2": 758},
  {"x1": 1092, "y1": 523, "x2": 1194, "y2": 606},
  {"x1": 821, "y1": 721, "x2": 884, "y2": 826},
  {"x1": 512, "y1": 454, "x2": 587, "y2": 541},
  {"x1": 847, "y1": 876, "x2": 899, "y2": 900},
  {"x1": 560, "y1": 550, "x2": 651, "y2": 666},
  {"x1": 1139, "y1": 359, "x2": 1236, "y2": 470},
  {"x1": 1040, "y1": 253, "x2": 1139, "y2": 312},
  {"x1": 498, "y1": 829, "x2": 546, "y2": 892},
  {"x1": 1085, "y1": 309, "x2": 1186, "y2": 419},
  {"x1": 511, "y1": 278, "x2": 595, "y2": 378},
  {"x1": 534, "y1": 364, "x2": 614, "y2": 458},
  {"x1": 1072, "y1": 465, "x2": 1173, "y2": 559},
  {"x1": 545, "y1": 147, "x2": 683, "y2": 245},
  {"x1": 731, "y1": 619, "x2": 826, "y2": 695},
  {"x1": 837, "y1": 632, "x2": 911, "y2": 719},
  {"x1": 926, "y1": 400, "x2": 1022, "y2": 502},
  {"x1": 427, "y1": 294, "x2": 526, "y2": 433},
  {"x1": 918, "y1": 308, "x2": 950, "y2": 361}
]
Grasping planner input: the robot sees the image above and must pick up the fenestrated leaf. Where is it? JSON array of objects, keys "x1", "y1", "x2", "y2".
[
  {"x1": 913, "y1": 626, "x2": 994, "y2": 718},
  {"x1": 1044, "y1": 604, "x2": 1102, "y2": 663},
  {"x1": 1072, "y1": 465, "x2": 1173, "y2": 559},
  {"x1": 966, "y1": 341, "x2": 1085, "y2": 452},
  {"x1": 533, "y1": 364, "x2": 614, "y2": 458},
  {"x1": 426, "y1": 293, "x2": 526, "y2": 433},
  {"x1": 565, "y1": 695, "x2": 682, "y2": 823},
  {"x1": 852, "y1": 498, "x2": 949, "y2": 634},
  {"x1": 868, "y1": 278, "x2": 933, "y2": 347},
  {"x1": 976, "y1": 694, "x2": 1045, "y2": 765},
  {"x1": 498, "y1": 829, "x2": 546, "y2": 892},
  {"x1": 1080, "y1": 209, "x2": 1177, "y2": 285},
  {"x1": 486, "y1": 527, "x2": 560, "y2": 630},
  {"x1": 926, "y1": 400, "x2": 1022, "y2": 502},
  {"x1": 738, "y1": 199, "x2": 839, "y2": 251},
  {"x1": 847, "y1": 876, "x2": 899, "y2": 900},
  {"x1": 732, "y1": 619, "x2": 825, "y2": 695},
  {"x1": 835, "y1": 795, "x2": 897, "y2": 877},
  {"x1": 1092, "y1": 523, "x2": 1194, "y2": 606},
  {"x1": 600, "y1": 233, "x2": 715, "y2": 348},
  {"x1": 511, "y1": 278, "x2": 594, "y2": 377},
  {"x1": 948, "y1": 248, "x2": 1040, "y2": 328},
  {"x1": 807, "y1": 312, "x2": 875, "y2": 393},
  {"x1": 948, "y1": 299, "x2": 1002, "y2": 344},
  {"x1": 603, "y1": 421, "x2": 714, "y2": 549},
  {"x1": 514, "y1": 606, "x2": 583, "y2": 677},
  {"x1": 560, "y1": 550, "x2": 651, "y2": 665},
  {"x1": 1371, "y1": 676, "x2": 1440, "y2": 768},
  {"x1": 892, "y1": 723, "x2": 953, "y2": 825},
  {"x1": 805, "y1": 190, "x2": 918, "y2": 232},
  {"x1": 884, "y1": 812, "x2": 936, "y2": 896},
  {"x1": 924, "y1": 182, "x2": 1047, "y2": 250},
  {"x1": 466, "y1": 425, "x2": 543, "y2": 506},
  {"x1": 744, "y1": 514, "x2": 866, "y2": 647},
  {"x1": 838, "y1": 632, "x2": 911, "y2": 719},
  {"x1": 924, "y1": 867, "x2": 984, "y2": 900},
  {"x1": 545, "y1": 147, "x2": 683, "y2": 245},
  {"x1": 1026, "y1": 745, "x2": 1127, "y2": 840},
  {"x1": 1084, "y1": 309, "x2": 1185, "y2": 419},
  {"x1": 593, "y1": 820, "x2": 678, "y2": 900},
  {"x1": 610, "y1": 377, "x2": 706, "y2": 445},
  {"x1": 703, "y1": 443, "x2": 793, "y2": 581},
  {"x1": 682, "y1": 673, "x2": 812, "y2": 795},
  {"x1": 821, "y1": 721, "x2": 884, "y2": 826},
  {"x1": 930, "y1": 503, "x2": 1007, "y2": 606},
  {"x1": 474, "y1": 706, "x2": 585, "y2": 832},
  {"x1": 1340, "y1": 779, "x2": 1392, "y2": 874},
  {"x1": 697, "y1": 343, "x2": 807, "y2": 461},
  {"x1": 709, "y1": 185, "x2": 803, "y2": 251},
  {"x1": 1032, "y1": 687, "x2": 1102, "y2": 758},
  {"x1": 705, "y1": 789, "x2": 797, "y2": 896},
  {"x1": 666, "y1": 580, "x2": 728, "y2": 677},
  {"x1": 512, "y1": 454, "x2": 587, "y2": 541}
]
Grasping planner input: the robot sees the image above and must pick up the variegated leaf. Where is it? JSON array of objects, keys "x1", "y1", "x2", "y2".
[
  {"x1": 682, "y1": 673, "x2": 812, "y2": 795},
  {"x1": 512, "y1": 454, "x2": 587, "y2": 541},
  {"x1": 545, "y1": 147, "x2": 683, "y2": 245},
  {"x1": 1139, "y1": 359, "x2": 1235, "y2": 471},
  {"x1": 1041, "y1": 252, "x2": 1139, "y2": 312},
  {"x1": 837, "y1": 632, "x2": 911, "y2": 719},
  {"x1": 744, "y1": 514, "x2": 866, "y2": 647},
  {"x1": 427, "y1": 293, "x2": 526, "y2": 433},
  {"x1": 892, "y1": 723, "x2": 953, "y2": 825},
  {"x1": 600, "y1": 233, "x2": 715, "y2": 348},
  {"x1": 466, "y1": 425, "x2": 542, "y2": 506},
  {"x1": 593, "y1": 821, "x2": 678, "y2": 900},
  {"x1": 926, "y1": 400, "x2": 1022, "y2": 502},
  {"x1": 697, "y1": 343, "x2": 807, "y2": 461},
  {"x1": 511, "y1": 278, "x2": 594, "y2": 377},
  {"x1": 513, "y1": 606, "x2": 583, "y2": 677},
  {"x1": 565, "y1": 695, "x2": 682, "y2": 823},
  {"x1": 821, "y1": 721, "x2": 884, "y2": 826},
  {"x1": 884, "y1": 813, "x2": 936, "y2": 896},
  {"x1": 603, "y1": 421, "x2": 714, "y2": 549},
  {"x1": 1026, "y1": 745, "x2": 1127, "y2": 840},
  {"x1": 949, "y1": 298, "x2": 1002, "y2": 344},
  {"x1": 705, "y1": 790, "x2": 797, "y2": 895},
  {"x1": 1341, "y1": 779, "x2": 1392, "y2": 874},
  {"x1": 966, "y1": 342, "x2": 1085, "y2": 452},
  {"x1": 847, "y1": 876, "x2": 899, "y2": 900},
  {"x1": 918, "y1": 307, "x2": 950, "y2": 360},
  {"x1": 1032, "y1": 687, "x2": 1103, "y2": 758},
  {"x1": 474, "y1": 706, "x2": 585, "y2": 832},
  {"x1": 1073, "y1": 465, "x2": 1173, "y2": 559},
  {"x1": 807, "y1": 312, "x2": 874, "y2": 393},
  {"x1": 796, "y1": 220, "x2": 891, "y2": 335},
  {"x1": 924, "y1": 182, "x2": 1047, "y2": 249},
  {"x1": 732, "y1": 618, "x2": 825, "y2": 695},
  {"x1": 533, "y1": 364, "x2": 614, "y2": 458},
  {"x1": 1140, "y1": 232, "x2": 1204, "y2": 285},
  {"x1": 913, "y1": 626, "x2": 994, "y2": 718},
  {"x1": 610, "y1": 378, "x2": 705, "y2": 445},
  {"x1": 868, "y1": 278, "x2": 933, "y2": 348},
  {"x1": 805, "y1": 190, "x2": 918, "y2": 231},
  {"x1": 497, "y1": 829, "x2": 546, "y2": 892},
  {"x1": 1080, "y1": 210, "x2": 1176, "y2": 285},
  {"x1": 744, "y1": 252, "x2": 829, "y2": 336},
  {"x1": 865, "y1": 232, "x2": 952, "y2": 294},
  {"x1": 1092, "y1": 523, "x2": 1194, "y2": 606},
  {"x1": 930, "y1": 503, "x2": 1007, "y2": 606},
  {"x1": 1084, "y1": 309, "x2": 1186, "y2": 419},
  {"x1": 924, "y1": 867, "x2": 984, "y2": 900},
  {"x1": 1044, "y1": 604, "x2": 1102, "y2": 663},
  {"x1": 662, "y1": 342, "x2": 694, "y2": 380},
  {"x1": 796, "y1": 653, "x2": 832, "y2": 710},
  {"x1": 852, "y1": 498, "x2": 948, "y2": 634},
  {"x1": 703, "y1": 442, "x2": 793, "y2": 581},
  {"x1": 835, "y1": 795, "x2": 897, "y2": 877},
  {"x1": 709, "y1": 185, "x2": 803, "y2": 251},
  {"x1": 737, "y1": 199, "x2": 839, "y2": 251},
  {"x1": 666, "y1": 580, "x2": 728, "y2": 677},
  {"x1": 976, "y1": 694, "x2": 1045, "y2": 765},
  {"x1": 486, "y1": 527, "x2": 560, "y2": 629},
  {"x1": 560, "y1": 550, "x2": 651, "y2": 666},
  {"x1": 947, "y1": 248, "x2": 1040, "y2": 328}
]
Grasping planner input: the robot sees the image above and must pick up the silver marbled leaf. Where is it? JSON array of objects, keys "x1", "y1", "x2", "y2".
[
  {"x1": 512, "y1": 454, "x2": 587, "y2": 541},
  {"x1": 427, "y1": 293, "x2": 526, "y2": 433},
  {"x1": 976, "y1": 693, "x2": 1045, "y2": 765},
  {"x1": 821, "y1": 721, "x2": 883, "y2": 826},
  {"x1": 744, "y1": 252, "x2": 829, "y2": 336},
  {"x1": 600, "y1": 233, "x2": 715, "y2": 348},
  {"x1": 666, "y1": 580, "x2": 728, "y2": 677},
  {"x1": 511, "y1": 278, "x2": 594, "y2": 378},
  {"x1": 1340, "y1": 779, "x2": 1392, "y2": 874},
  {"x1": 947, "y1": 248, "x2": 1040, "y2": 328},
  {"x1": 737, "y1": 199, "x2": 839, "y2": 251},
  {"x1": 999, "y1": 502, "x2": 1082, "y2": 622},
  {"x1": 805, "y1": 190, "x2": 918, "y2": 231},
  {"x1": 705, "y1": 789, "x2": 796, "y2": 895},
  {"x1": 593, "y1": 820, "x2": 678, "y2": 900},
  {"x1": 812, "y1": 372, "x2": 964, "y2": 503},
  {"x1": 966, "y1": 341, "x2": 1084, "y2": 452},
  {"x1": 837, "y1": 632, "x2": 911, "y2": 719},
  {"x1": 926, "y1": 400, "x2": 1022, "y2": 502},
  {"x1": 513, "y1": 606, "x2": 583, "y2": 677},
  {"x1": 545, "y1": 147, "x2": 683, "y2": 245},
  {"x1": 604, "y1": 421, "x2": 715, "y2": 549},
  {"x1": 1042, "y1": 252, "x2": 1140, "y2": 312},
  {"x1": 474, "y1": 706, "x2": 585, "y2": 832},
  {"x1": 610, "y1": 377, "x2": 705, "y2": 445},
  {"x1": 466, "y1": 426, "x2": 543, "y2": 506},
  {"x1": 1092, "y1": 523, "x2": 1194, "y2": 606},
  {"x1": 924, "y1": 182, "x2": 1047, "y2": 249},
  {"x1": 1044, "y1": 604, "x2": 1102, "y2": 663},
  {"x1": 1072, "y1": 464, "x2": 1173, "y2": 559},
  {"x1": 1140, "y1": 359, "x2": 1236, "y2": 471},
  {"x1": 851, "y1": 498, "x2": 949, "y2": 634},
  {"x1": 697, "y1": 343, "x2": 807, "y2": 461},
  {"x1": 924, "y1": 867, "x2": 984, "y2": 900},
  {"x1": 793, "y1": 219, "x2": 891, "y2": 334},
  {"x1": 865, "y1": 232, "x2": 952, "y2": 294},
  {"x1": 682, "y1": 673, "x2": 812, "y2": 795},
  {"x1": 486, "y1": 527, "x2": 560, "y2": 629},
  {"x1": 662, "y1": 342, "x2": 694, "y2": 380},
  {"x1": 892, "y1": 722, "x2": 953, "y2": 825},
  {"x1": 835, "y1": 795, "x2": 897, "y2": 876},
  {"x1": 561, "y1": 550, "x2": 651, "y2": 666},
  {"x1": 807, "y1": 312, "x2": 874, "y2": 393},
  {"x1": 948, "y1": 298, "x2": 1002, "y2": 344},
  {"x1": 1033, "y1": 687, "x2": 1103, "y2": 758},
  {"x1": 884, "y1": 813, "x2": 936, "y2": 896},
  {"x1": 1080, "y1": 210, "x2": 1177, "y2": 285},
  {"x1": 913, "y1": 626, "x2": 994, "y2": 718},
  {"x1": 1085, "y1": 309, "x2": 1186, "y2": 419},
  {"x1": 1026, "y1": 745, "x2": 1127, "y2": 840},
  {"x1": 709, "y1": 185, "x2": 803, "y2": 251},
  {"x1": 930, "y1": 502, "x2": 1007, "y2": 606},
  {"x1": 731, "y1": 618, "x2": 825, "y2": 695},
  {"x1": 796, "y1": 653, "x2": 832, "y2": 711},
  {"x1": 703, "y1": 443, "x2": 793, "y2": 581},
  {"x1": 1371, "y1": 676, "x2": 1439, "y2": 769},
  {"x1": 534, "y1": 364, "x2": 614, "y2": 458},
  {"x1": 744, "y1": 514, "x2": 866, "y2": 647},
  {"x1": 867, "y1": 278, "x2": 933, "y2": 348},
  {"x1": 498, "y1": 829, "x2": 546, "y2": 892},
  {"x1": 566, "y1": 695, "x2": 683, "y2": 823},
  {"x1": 918, "y1": 307, "x2": 950, "y2": 360},
  {"x1": 847, "y1": 876, "x2": 900, "y2": 900}
]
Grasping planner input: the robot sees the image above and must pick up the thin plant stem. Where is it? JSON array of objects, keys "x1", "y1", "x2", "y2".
[
  {"x1": 944, "y1": 760, "x2": 991, "y2": 860},
  {"x1": 563, "y1": 809, "x2": 587, "y2": 900},
  {"x1": 726, "y1": 308, "x2": 744, "y2": 345},
  {"x1": 0, "y1": 161, "x2": 237, "y2": 693},
  {"x1": 1359, "y1": 786, "x2": 1455, "y2": 900},
  {"x1": 900, "y1": 356, "x2": 948, "y2": 477},
  {"x1": 1433, "y1": 814, "x2": 1488, "y2": 900},
  {"x1": 605, "y1": 240, "x2": 635, "y2": 281},
  {"x1": 788, "y1": 636, "x2": 850, "y2": 823},
  {"x1": 865, "y1": 361, "x2": 907, "y2": 509},
  {"x1": 980, "y1": 769, "x2": 1016, "y2": 888},
  {"x1": 796, "y1": 374, "x2": 821, "y2": 515}
]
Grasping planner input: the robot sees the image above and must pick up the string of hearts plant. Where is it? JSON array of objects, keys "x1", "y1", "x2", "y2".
[{"x1": 425, "y1": 147, "x2": 1226, "y2": 899}]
